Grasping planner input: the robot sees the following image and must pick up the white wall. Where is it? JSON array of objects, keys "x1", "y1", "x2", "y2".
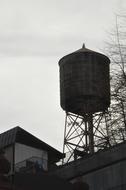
[{"x1": 15, "y1": 143, "x2": 48, "y2": 171}]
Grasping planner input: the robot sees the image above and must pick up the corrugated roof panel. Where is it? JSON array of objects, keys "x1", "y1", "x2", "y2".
[
  {"x1": 0, "y1": 126, "x2": 64, "y2": 162},
  {"x1": 0, "y1": 127, "x2": 19, "y2": 149}
]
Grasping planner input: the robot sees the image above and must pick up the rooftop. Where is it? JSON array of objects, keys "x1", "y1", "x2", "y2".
[{"x1": 0, "y1": 126, "x2": 64, "y2": 163}]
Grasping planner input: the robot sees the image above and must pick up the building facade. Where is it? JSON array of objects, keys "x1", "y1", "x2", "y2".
[
  {"x1": 0, "y1": 127, "x2": 63, "y2": 175},
  {"x1": 52, "y1": 142, "x2": 126, "y2": 190}
]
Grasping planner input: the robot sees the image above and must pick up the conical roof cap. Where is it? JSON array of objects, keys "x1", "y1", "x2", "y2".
[
  {"x1": 75, "y1": 43, "x2": 94, "y2": 53},
  {"x1": 59, "y1": 44, "x2": 110, "y2": 64}
]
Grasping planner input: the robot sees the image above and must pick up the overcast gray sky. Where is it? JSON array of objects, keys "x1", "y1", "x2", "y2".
[{"x1": 0, "y1": 0, "x2": 125, "y2": 151}]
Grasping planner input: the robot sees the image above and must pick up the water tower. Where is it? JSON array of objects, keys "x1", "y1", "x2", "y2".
[{"x1": 59, "y1": 44, "x2": 111, "y2": 163}]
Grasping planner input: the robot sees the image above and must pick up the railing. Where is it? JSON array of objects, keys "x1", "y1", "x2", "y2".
[{"x1": 15, "y1": 156, "x2": 47, "y2": 173}]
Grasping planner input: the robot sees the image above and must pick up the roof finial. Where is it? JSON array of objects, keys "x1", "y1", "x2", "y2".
[{"x1": 82, "y1": 43, "x2": 85, "y2": 49}]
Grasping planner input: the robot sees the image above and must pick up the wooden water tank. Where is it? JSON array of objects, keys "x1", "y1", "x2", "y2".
[{"x1": 59, "y1": 45, "x2": 110, "y2": 115}]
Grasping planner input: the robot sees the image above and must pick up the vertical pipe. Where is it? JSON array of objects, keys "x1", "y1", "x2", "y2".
[
  {"x1": 88, "y1": 114, "x2": 94, "y2": 154},
  {"x1": 62, "y1": 112, "x2": 68, "y2": 164},
  {"x1": 84, "y1": 115, "x2": 88, "y2": 153}
]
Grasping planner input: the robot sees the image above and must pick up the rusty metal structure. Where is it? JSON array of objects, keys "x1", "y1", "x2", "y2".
[{"x1": 59, "y1": 44, "x2": 110, "y2": 163}]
